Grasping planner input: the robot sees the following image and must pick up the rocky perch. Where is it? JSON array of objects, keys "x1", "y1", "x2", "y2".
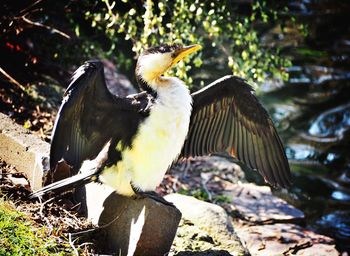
[
  {"x1": 164, "y1": 188, "x2": 338, "y2": 256},
  {"x1": 165, "y1": 156, "x2": 339, "y2": 256},
  {"x1": 0, "y1": 112, "x2": 340, "y2": 255}
]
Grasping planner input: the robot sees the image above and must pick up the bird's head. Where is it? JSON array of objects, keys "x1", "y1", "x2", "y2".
[{"x1": 135, "y1": 44, "x2": 201, "y2": 92}]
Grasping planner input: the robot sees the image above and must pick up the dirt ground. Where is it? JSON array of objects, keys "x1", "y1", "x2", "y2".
[{"x1": 0, "y1": 158, "x2": 99, "y2": 255}]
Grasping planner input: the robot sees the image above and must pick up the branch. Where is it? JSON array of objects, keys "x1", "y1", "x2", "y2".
[
  {"x1": 19, "y1": 0, "x2": 45, "y2": 16},
  {"x1": 19, "y1": 15, "x2": 70, "y2": 39},
  {"x1": 0, "y1": 66, "x2": 26, "y2": 91}
]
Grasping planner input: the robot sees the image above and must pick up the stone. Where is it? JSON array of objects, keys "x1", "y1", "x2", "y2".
[
  {"x1": 102, "y1": 59, "x2": 137, "y2": 97},
  {"x1": 228, "y1": 183, "x2": 304, "y2": 223},
  {"x1": 43, "y1": 159, "x2": 74, "y2": 186},
  {"x1": 165, "y1": 193, "x2": 249, "y2": 256},
  {"x1": 7, "y1": 175, "x2": 29, "y2": 187},
  {"x1": 0, "y1": 112, "x2": 49, "y2": 190},
  {"x1": 173, "y1": 156, "x2": 245, "y2": 185},
  {"x1": 77, "y1": 182, "x2": 182, "y2": 256},
  {"x1": 234, "y1": 223, "x2": 339, "y2": 256},
  {"x1": 176, "y1": 250, "x2": 233, "y2": 256}
]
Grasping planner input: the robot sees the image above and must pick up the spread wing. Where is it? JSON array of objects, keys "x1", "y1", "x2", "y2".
[
  {"x1": 50, "y1": 60, "x2": 148, "y2": 173},
  {"x1": 181, "y1": 76, "x2": 291, "y2": 188}
]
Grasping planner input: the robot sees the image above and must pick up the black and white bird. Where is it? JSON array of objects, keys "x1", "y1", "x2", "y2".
[{"x1": 30, "y1": 44, "x2": 291, "y2": 201}]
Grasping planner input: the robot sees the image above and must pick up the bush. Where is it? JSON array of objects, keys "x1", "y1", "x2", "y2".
[{"x1": 85, "y1": 0, "x2": 293, "y2": 87}]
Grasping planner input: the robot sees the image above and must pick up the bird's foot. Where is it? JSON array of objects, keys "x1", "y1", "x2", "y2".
[{"x1": 131, "y1": 182, "x2": 174, "y2": 207}]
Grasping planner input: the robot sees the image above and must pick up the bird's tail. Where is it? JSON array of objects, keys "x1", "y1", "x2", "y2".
[{"x1": 29, "y1": 170, "x2": 98, "y2": 199}]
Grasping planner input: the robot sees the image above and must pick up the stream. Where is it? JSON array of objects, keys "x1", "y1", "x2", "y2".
[
  {"x1": 192, "y1": 0, "x2": 350, "y2": 253},
  {"x1": 261, "y1": 0, "x2": 350, "y2": 252}
]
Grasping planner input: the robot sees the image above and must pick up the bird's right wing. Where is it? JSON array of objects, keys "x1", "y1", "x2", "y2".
[
  {"x1": 181, "y1": 76, "x2": 291, "y2": 188},
  {"x1": 49, "y1": 60, "x2": 148, "y2": 173}
]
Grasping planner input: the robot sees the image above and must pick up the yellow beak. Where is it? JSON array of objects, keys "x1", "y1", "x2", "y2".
[{"x1": 171, "y1": 44, "x2": 202, "y2": 66}]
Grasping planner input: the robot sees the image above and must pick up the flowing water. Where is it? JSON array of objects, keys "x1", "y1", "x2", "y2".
[
  {"x1": 193, "y1": 0, "x2": 350, "y2": 253},
  {"x1": 260, "y1": 1, "x2": 350, "y2": 252}
]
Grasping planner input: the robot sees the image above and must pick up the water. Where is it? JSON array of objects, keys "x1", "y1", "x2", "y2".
[
  {"x1": 308, "y1": 103, "x2": 350, "y2": 139},
  {"x1": 262, "y1": 57, "x2": 350, "y2": 253},
  {"x1": 194, "y1": 0, "x2": 350, "y2": 252},
  {"x1": 259, "y1": 1, "x2": 350, "y2": 252}
]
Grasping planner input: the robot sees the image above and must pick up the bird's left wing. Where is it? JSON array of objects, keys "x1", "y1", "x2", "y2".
[
  {"x1": 49, "y1": 60, "x2": 149, "y2": 173},
  {"x1": 181, "y1": 76, "x2": 291, "y2": 188},
  {"x1": 31, "y1": 60, "x2": 151, "y2": 198}
]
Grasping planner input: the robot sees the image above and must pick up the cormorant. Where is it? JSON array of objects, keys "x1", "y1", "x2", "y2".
[{"x1": 30, "y1": 44, "x2": 291, "y2": 200}]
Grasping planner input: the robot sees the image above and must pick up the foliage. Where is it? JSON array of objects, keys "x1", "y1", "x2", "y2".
[
  {"x1": 0, "y1": 0, "x2": 305, "y2": 102},
  {"x1": 0, "y1": 0, "x2": 297, "y2": 91},
  {"x1": 84, "y1": 0, "x2": 293, "y2": 87},
  {"x1": 0, "y1": 199, "x2": 72, "y2": 255}
]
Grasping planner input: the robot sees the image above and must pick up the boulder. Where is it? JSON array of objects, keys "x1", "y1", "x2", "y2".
[
  {"x1": 234, "y1": 223, "x2": 339, "y2": 256},
  {"x1": 79, "y1": 182, "x2": 182, "y2": 256},
  {"x1": 165, "y1": 193, "x2": 249, "y2": 256},
  {"x1": 175, "y1": 250, "x2": 234, "y2": 256},
  {"x1": 102, "y1": 59, "x2": 137, "y2": 97},
  {"x1": 0, "y1": 113, "x2": 49, "y2": 191},
  {"x1": 228, "y1": 183, "x2": 304, "y2": 223}
]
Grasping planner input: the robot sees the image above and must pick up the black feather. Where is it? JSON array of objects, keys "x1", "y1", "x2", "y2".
[
  {"x1": 49, "y1": 60, "x2": 152, "y2": 176},
  {"x1": 181, "y1": 76, "x2": 291, "y2": 188}
]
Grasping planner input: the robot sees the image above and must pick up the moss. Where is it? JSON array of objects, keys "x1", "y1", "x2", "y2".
[
  {"x1": 0, "y1": 199, "x2": 71, "y2": 256},
  {"x1": 171, "y1": 218, "x2": 248, "y2": 256}
]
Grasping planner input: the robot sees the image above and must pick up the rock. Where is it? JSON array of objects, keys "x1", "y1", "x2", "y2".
[
  {"x1": 174, "y1": 156, "x2": 245, "y2": 185},
  {"x1": 308, "y1": 102, "x2": 350, "y2": 142},
  {"x1": 314, "y1": 210, "x2": 350, "y2": 252},
  {"x1": 77, "y1": 182, "x2": 181, "y2": 256},
  {"x1": 176, "y1": 250, "x2": 233, "y2": 256},
  {"x1": 228, "y1": 183, "x2": 304, "y2": 223},
  {"x1": 234, "y1": 223, "x2": 339, "y2": 256},
  {"x1": 165, "y1": 193, "x2": 249, "y2": 256},
  {"x1": 102, "y1": 59, "x2": 137, "y2": 97},
  {"x1": 43, "y1": 159, "x2": 74, "y2": 186},
  {"x1": 7, "y1": 175, "x2": 29, "y2": 187},
  {"x1": 0, "y1": 112, "x2": 50, "y2": 191}
]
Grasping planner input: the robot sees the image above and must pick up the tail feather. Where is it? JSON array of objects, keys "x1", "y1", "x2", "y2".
[{"x1": 30, "y1": 170, "x2": 98, "y2": 199}]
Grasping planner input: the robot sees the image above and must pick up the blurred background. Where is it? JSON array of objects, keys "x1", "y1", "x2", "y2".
[{"x1": 0, "y1": 0, "x2": 349, "y2": 253}]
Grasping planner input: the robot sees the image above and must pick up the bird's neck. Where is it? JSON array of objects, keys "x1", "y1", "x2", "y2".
[
  {"x1": 137, "y1": 72, "x2": 191, "y2": 107},
  {"x1": 136, "y1": 72, "x2": 158, "y2": 97},
  {"x1": 137, "y1": 71, "x2": 186, "y2": 98},
  {"x1": 155, "y1": 77, "x2": 192, "y2": 109}
]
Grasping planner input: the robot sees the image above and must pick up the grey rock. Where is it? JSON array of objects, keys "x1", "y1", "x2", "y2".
[
  {"x1": 7, "y1": 175, "x2": 29, "y2": 187},
  {"x1": 0, "y1": 112, "x2": 49, "y2": 190},
  {"x1": 78, "y1": 182, "x2": 181, "y2": 256},
  {"x1": 102, "y1": 59, "x2": 137, "y2": 97},
  {"x1": 228, "y1": 183, "x2": 304, "y2": 223},
  {"x1": 176, "y1": 250, "x2": 233, "y2": 256},
  {"x1": 174, "y1": 156, "x2": 245, "y2": 185},
  {"x1": 165, "y1": 193, "x2": 249, "y2": 256},
  {"x1": 234, "y1": 223, "x2": 339, "y2": 256}
]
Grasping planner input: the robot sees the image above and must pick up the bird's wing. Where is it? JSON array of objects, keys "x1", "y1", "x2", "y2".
[
  {"x1": 50, "y1": 60, "x2": 148, "y2": 172},
  {"x1": 181, "y1": 76, "x2": 291, "y2": 188}
]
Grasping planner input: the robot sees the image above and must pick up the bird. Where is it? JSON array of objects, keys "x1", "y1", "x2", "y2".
[{"x1": 30, "y1": 44, "x2": 291, "y2": 202}]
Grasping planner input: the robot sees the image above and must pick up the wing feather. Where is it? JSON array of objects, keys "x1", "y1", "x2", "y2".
[
  {"x1": 49, "y1": 60, "x2": 148, "y2": 174},
  {"x1": 208, "y1": 107, "x2": 220, "y2": 153},
  {"x1": 181, "y1": 76, "x2": 291, "y2": 188},
  {"x1": 225, "y1": 108, "x2": 235, "y2": 155}
]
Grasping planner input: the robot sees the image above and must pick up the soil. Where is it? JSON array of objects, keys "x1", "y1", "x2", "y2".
[
  {"x1": 0, "y1": 78, "x2": 63, "y2": 142},
  {"x1": 0, "y1": 158, "x2": 97, "y2": 255}
]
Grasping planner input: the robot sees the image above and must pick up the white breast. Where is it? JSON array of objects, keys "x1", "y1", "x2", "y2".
[{"x1": 100, "y1": 78, "x2": 192, "y2": 196}]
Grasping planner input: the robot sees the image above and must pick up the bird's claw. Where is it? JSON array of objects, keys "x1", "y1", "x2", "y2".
[{"x1": 130, "y1": 182, "x2": 174, "y2": 207}]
